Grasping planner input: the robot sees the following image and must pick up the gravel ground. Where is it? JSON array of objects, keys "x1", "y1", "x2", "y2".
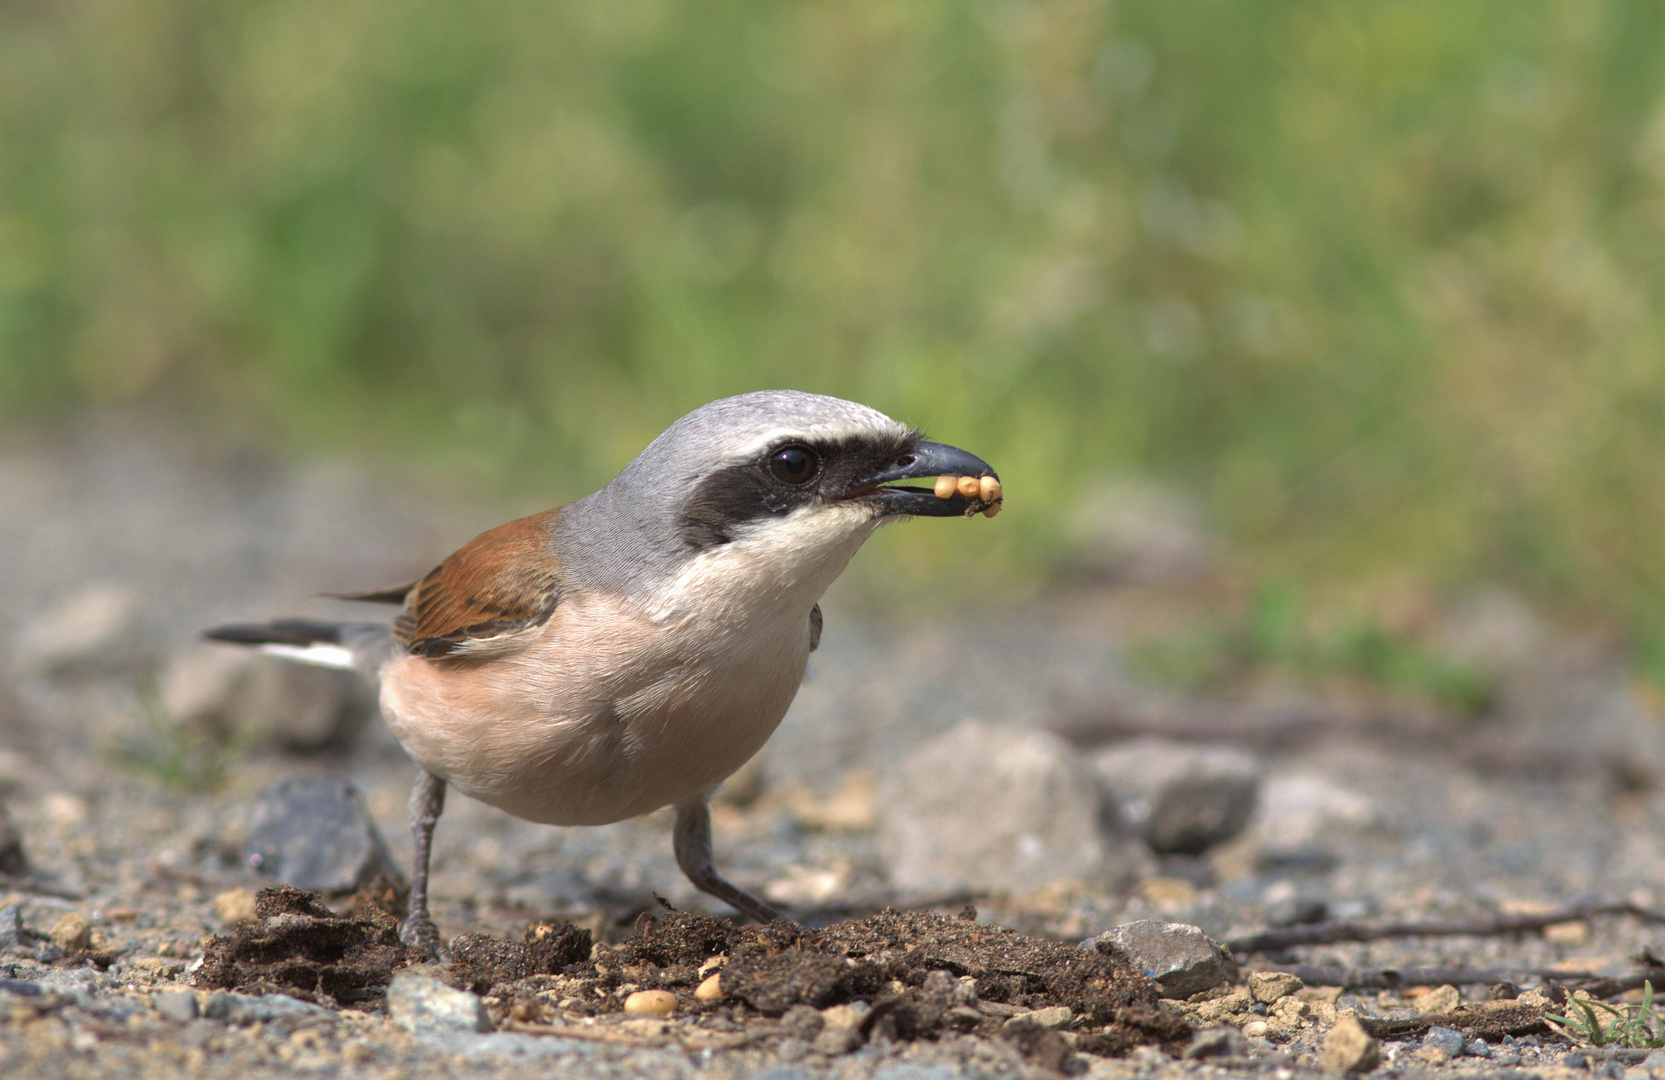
[{"x1": 7, "y1": 418, "x2": 1665, "y2": 1079}]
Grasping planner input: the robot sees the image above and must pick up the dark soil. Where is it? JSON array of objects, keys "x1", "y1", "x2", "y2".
[
  {"x1": 447, "y1": 921, "x2": 593, "y2": 993},
  {"x1": 197, "y1": 891, "x2": 1189, "y2": 1060},
  {"x1": 195, "y1": 882, "x2": 412, "y2": 1004}
]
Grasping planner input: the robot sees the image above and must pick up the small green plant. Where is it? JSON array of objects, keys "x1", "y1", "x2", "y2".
[
  {"x1": 1128, "y1": 582, "x2": 1496, "y2": 715},
  {"x1": 1547, "y1": 982, "x2": 1665, "y2": 1049},
  {"x1": 110, "y1": 680, "x2": 255, "y2": 793}
]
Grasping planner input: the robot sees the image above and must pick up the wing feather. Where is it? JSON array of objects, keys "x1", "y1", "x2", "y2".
[{"x1": 394, "y1": 508, "x2": 566, "y2": 658}]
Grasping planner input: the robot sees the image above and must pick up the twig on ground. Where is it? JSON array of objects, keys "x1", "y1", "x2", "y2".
[
  {"x1": 1257, "y1": 963, "x2": 1597, "y2": 990},
  {"x1": 1227, "y1": 901, "x2": 1665, "y2": 955},
  {"x1": 0, "y1": 872, "x2": 85, "y2": 900}
]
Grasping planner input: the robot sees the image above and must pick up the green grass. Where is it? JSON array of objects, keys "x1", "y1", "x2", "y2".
[
  {"x1": 4, "y1": 1, "x2": 1665, "y2": 645},
  {"x1": 1548, "y1": 982, "x2": 1665, "y2": 1049},
  {"x1": 112, "y1": 681, "x2": 255, "y2": 794},
  {"x1": 1130, "y1": 582, "x2": 1497, "y2": 714}
]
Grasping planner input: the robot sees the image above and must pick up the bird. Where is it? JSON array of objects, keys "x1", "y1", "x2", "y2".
[{"x1": 205, "y1": 390, "x2": 1000, "y2": 954}]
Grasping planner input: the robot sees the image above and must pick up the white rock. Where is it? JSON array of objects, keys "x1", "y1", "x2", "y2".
[
  {"x1": 1086, "y1": 920, "x2": 1228, "y2": 999},
  {"x1": 1090, "y1": 738, "x2": 1260, "y2": 854},
  {"x1": 387, "y1": 973, "x2": 492, "y2": 1034},
  {"x1": 878, "y1": 720, "x2": 1153, "y2": 895},
  {"x1": 1253, "y1": 774, "x2": 1377, "y2": 854},
  {"x1": 16, "y1": 583, "x2": 138, "y2": 675},
  {"x1": 161, "y1": 644, "x2": 374, "y2": 752}
]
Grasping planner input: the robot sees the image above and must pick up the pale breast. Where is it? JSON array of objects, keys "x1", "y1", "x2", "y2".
[{"x1": 378, "y1": 588, "x2": 815, "y2": 826}]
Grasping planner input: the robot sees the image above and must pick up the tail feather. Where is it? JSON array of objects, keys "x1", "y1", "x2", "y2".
[
  {"x1": 204, "y1": 618, "x2": 356, "y2": 647},
  {"x1": 204, "y1": 619, "x2": 391, "y2": 675}
]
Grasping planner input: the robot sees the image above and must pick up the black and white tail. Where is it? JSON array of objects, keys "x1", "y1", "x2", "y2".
[{"x1": 203, "y1": 619, "x2": 391, "y2": 678}]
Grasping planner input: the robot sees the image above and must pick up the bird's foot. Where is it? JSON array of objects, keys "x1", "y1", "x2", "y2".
[{"x1": 399, "y1": 912, "x2": 449, "y2": 961}]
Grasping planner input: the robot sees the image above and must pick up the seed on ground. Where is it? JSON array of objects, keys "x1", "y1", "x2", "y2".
[
  {"x1": 694, "y1": 973, "x2": 726, "y2": 1002},
  {"x1": 624, "y1": 989, "x2": 678, "y2": 1016}
]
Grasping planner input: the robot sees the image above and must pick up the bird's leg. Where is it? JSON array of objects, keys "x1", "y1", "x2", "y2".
[
  {"x1": 673, "y1": 799, "x2": 790, "y2": 924},
  {"x1": 401, "y1": 769, "x2": 448, "y2": 958}
]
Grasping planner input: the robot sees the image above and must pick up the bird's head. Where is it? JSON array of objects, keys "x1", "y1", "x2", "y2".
[{"x1": 558, "y1": 390, "x2": 999, "y2": 594}]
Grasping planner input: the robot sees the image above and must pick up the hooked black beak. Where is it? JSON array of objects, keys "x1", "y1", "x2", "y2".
[{"x1": 859, "y1": 440, "x2": 1000, "y2": 517}]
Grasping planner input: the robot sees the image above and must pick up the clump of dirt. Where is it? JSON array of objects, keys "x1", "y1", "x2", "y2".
[
  {"x1": 509, "y1": 906, "x2": 1189, "y2": 1058},
  {"x1": 714, "y1": 909, "x2": 1190, "y2": 1055},
  {"x1": 448, "y1": 921, "x2": 593, "y2": 994},
  {"x1": 195, "y1": 883, "x2": 412, "y2": 1004},
  {"x1": 195, "y1": 889, "x2": 1187, "y2": 1059}
]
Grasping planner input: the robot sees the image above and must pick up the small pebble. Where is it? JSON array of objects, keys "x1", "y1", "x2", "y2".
[
  {"x1": 1466, "y1": 1038, "x2": 1491, "y2": 1058},
  {"x1": 1423, "y1": 1024, "x2": 1465, "y2": 1056},
  {"x1": 1241, "y1": 1020, "x2": 1269, "y2": 1039},
  {"x1": 213, "y1": 888, "x2": 258, "y2": 926},
  {"x1": 1543, "y1": 919, "x2": 1591, "y2": 945},
  {"x1": 1317, "y1": 1013, "x2": 1380, "y2": 1073},
  {"x1": 624, "y1": 989, "x2": 678, "y2": 1016},
  {"x1": 1250, "y1": 971, "x2": 1304, "y2": 1004},
  {"x1": 49, "y1": 912, "x2": 92, "y2": 952},
  {"x1": 693, "y1": 974, "x2": 725, "y2": 1003},
  {"x1": 151, "y1": 988, "x2": 199, "y2": 1023},
  {"x1": 1416, "y1": 984, "x2": 1461, "y2": 1014}
]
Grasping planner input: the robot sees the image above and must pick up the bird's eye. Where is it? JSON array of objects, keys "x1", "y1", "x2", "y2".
[{"x1": 769, "y1": 445, "x2": 819, "y2": 484}]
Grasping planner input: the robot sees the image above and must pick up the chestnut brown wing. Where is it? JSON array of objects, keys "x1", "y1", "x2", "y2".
[{"x1": 393, "y1": 509, "x2": 566, "y2": 658}]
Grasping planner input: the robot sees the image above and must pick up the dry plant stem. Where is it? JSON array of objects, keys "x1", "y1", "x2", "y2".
[
  {"x1": 1260, "y1": 962, "x2": 1598, "y2": 990},
  {"x1": 0, "y1": 873, "x2": 85, "y2": 900},
  {"x1": 1227, "y1": 901, "x2": 1665, "y2": 955},
  {"x1": 1049, "y1": 708, "x2": 1652, "y2": 785},
  {"x1": 1571, "y1": 972, "x2": 1665, "y2": 1000}
]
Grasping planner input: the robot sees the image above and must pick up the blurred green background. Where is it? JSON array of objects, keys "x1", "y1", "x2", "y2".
[{"x1": 5, "y1": 0, "x2": 1665, "y2": 651}]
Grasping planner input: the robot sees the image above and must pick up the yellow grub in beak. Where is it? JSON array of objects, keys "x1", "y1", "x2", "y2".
[
  {"x1": 934, "y1": 475, "x2": 958, "y2": 499},
  {"x1": 955, "y1": 475, "x2": 981, "y2": 499},
  {"x1": 979, "y1": 475, "x2": 1001, "y2": 503}
]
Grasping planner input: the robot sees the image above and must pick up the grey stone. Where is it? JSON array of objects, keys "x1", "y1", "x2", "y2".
[
  {"x1": 32, "y1": 968, "x2": 112, "y2": 1005},
  {"x1": 0, "y1": 801, "x2": 26, "y2": 875},
  {"x1": 1424, "y1": 1025, "x2": 1465, "y2": 1056},
  {"x1": 1335, "y1": 994, "x2": 1382, "y2": 1019},
  {"x1": 1466, "y1": 1038, "x2": 1492, "y2": 1058},
  {"x1": 878, "y1": 720, "x2": 1154, "y2": 894},
  {"x1": 151, "y1": 988, "x2": 199, "y2": 1023},
  {"x1": 1086, "y1": 920, "x2": 1227, "y2": 999},
  {"x1": 162, "y1": 645, "x2": 375, "y2": 753},
  {"x1": 0, "y1": 902, "x2": 22, "y2": 950},
  {"x1": 1265, "y1": 893, "x2": 1328, "y2": 927},
  {"x1": 778, "y1": 1004, "x2": 824, "y2": 1040},
  {"x1": 1185, "y1": 1025, "x2": 1249, "y2": 1059},
  {"x1": 202, "y1": 990, "x2": 333, "y2": 1025},
  {"x1": 387, "y1": 973, "x2": 492, "y2": 1034},
  {"x1": 1090, "y1": 738, "x2": 1260, "y2": 854},
  {"x1": 243, "y1": 776, "x2": 399, "y2": 892}
]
